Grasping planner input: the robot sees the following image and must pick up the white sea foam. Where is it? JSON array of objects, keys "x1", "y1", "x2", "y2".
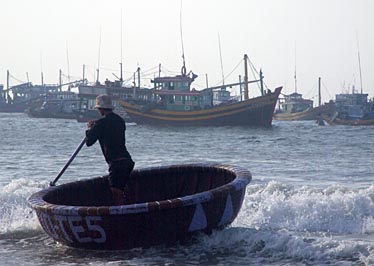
[
  {"x1": 2, "y1": 178, "x2": 374, "y2": 265},
  {"x1": 238, "y1": 181, "x2": 374, "y2": 234},
  {"x1": 220, "y1": 181, "x2": 374, "y2": 264},
  {"x1": 0, "y1": 178, "x2": 47, "y2": 234}
]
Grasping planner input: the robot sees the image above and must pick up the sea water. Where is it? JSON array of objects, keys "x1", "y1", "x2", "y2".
[{"x1": 1, "y1": 112, "x2": 374, "y2": 265}]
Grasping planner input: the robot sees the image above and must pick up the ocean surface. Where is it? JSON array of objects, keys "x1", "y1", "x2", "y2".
[{"x1": 1, "y1": 112, "x2": 374, "y2": 266}]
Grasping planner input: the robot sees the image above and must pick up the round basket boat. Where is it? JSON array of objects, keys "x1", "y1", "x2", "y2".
[{"x1": 28, "y1": 163, "x2": 251, "y2": 250}]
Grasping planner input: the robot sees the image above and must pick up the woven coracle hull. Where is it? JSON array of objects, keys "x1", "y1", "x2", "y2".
[{"x1": 28, "y1": 163, "x2": 251, "y2": 250}]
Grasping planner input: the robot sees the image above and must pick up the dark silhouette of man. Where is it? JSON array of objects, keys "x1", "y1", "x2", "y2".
[{"x1": 86, "y1": 94, "x2": 134, "y2": 205}]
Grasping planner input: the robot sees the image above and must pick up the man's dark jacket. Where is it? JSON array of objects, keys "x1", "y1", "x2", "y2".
[{"x1": 85, "y1": 112, "x2": 132, "y2": 164}]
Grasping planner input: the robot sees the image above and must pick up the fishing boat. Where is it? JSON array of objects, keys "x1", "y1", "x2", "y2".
[
  {"x1": 75, "y1": 73, "x2": 152, "y2": 123},
  {"x1": 274, "y1": 77, "x2": 336, "y2": 121},
  {"x1": 0, "y1": 80, "x2": 56, "y2": 113},
  {"x1": 322, "y1": 92, "x2": 374, "y2": 126},
  {"x1": 120, "y1": 55, "x2": 282, "y2": 126},
  {"x1": 322, "y1": 37, "x2": 374, "y2": 126},
  {"x1": 0, "y1": 70, "x2": 85, "y2": 114},
  {"x1": 28, "y1": 163, "x2": 251, "y2": 250},
  {"x1": 322, "y1": 36, "x2": 374, "y2": 126},
  {"x1": 25, "y1": 91, "x2": 81, "y2": 120}
]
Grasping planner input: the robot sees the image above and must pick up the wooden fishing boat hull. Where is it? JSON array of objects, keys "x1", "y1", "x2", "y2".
[
  {"x1": 274, "y1": 102, "x2": 336, "y2": 121},
  {"x1": 120, "y1": 87, "x2": 281, "y2": 126},
  {"x1": 25, "y1": 108, "x2": 77, "y2": 120},
  {"x1": 322, "y1": 115, "x2": 374, "y2": 126},
  {"x1": 28, "y1": 163, "x2": 251, "y2": 250},
  {"x1": 75, "y1": 109, "x2": 131, "y2": 123}
]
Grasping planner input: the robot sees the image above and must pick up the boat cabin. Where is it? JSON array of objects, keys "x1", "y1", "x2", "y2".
[
  {"x1": 213, "y1": 88, "x2": 232, "y2": 105},
  {"x1": 77, "y1": 82, "x2": 153, "y2": 112},
  {"x1": 335, "y1": 93, "x2": 369, "y2": 119},
  {"x1": 152, "y1": 74, "x2": 212, "y2": 111},
  {"x1": 280, "y1": 92, "x2": 313, "y2": 113},
  {"x1": 40, "y1": 91, "x2": 80, "y2": 113}
]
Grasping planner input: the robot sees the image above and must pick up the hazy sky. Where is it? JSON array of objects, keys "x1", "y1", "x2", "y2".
[{"x1": 1, "y1": 0, "x2": 373, "y2": 103}]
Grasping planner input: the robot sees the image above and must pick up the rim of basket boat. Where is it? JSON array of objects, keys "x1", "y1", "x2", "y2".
[{"x1": 27, "y1": 163, "x2": 251, "y2": 216}]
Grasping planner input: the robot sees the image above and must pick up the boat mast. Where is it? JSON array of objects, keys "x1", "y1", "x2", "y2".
[
  {"x1": 356, "y1": 33, "x2": 363, "y2": 94},
  {"x1": 40, "y1": 53, "x2": 44, "y2": 86},
  {"x1": 294, "y1": 42, "x2": 297, "y2": 93},
  {"x1": 66, "y1": 41, "x2": 71, "y2": 83},
  {"x1": 96, "y1": 27, "x2": 102, "y2": 85},
  {"x1": 82, "y1": 64, "x2": 86, "y2": 83},
  {"x1": 180, "y1": 0, "x2": 187, "y2": 75},
  {"x1": 59, "y1": 69, "x2": 62, "y2": 91},
  {"x1": 243, "y1": 54, "x2": 249, "y2": 100},
  {"x1": 259, "y1": 69, "x2": 264, "y2": 96},
  {"x1": 239, "y1": 75, "x2": 242, "y2": 100},
  {"x1": 218, "y1": 33, "x2": 225, "y2": 86},
  {"x1": 318, "y1": 77, "x2": 321, "y2": 107},
  {"x1": 120, "y1": 9, "x2": 123, "y2": 82},
  {"x1": 133, "y1": 71, "x2": 136, "y2": 98},
  {"x1": 137, "y1": 67, "x2": 141, "y2": 89}
]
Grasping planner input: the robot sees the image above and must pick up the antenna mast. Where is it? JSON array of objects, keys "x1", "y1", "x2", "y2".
[
  {"x1": 66, "y1": 41, "x2": 70, "y2": 83},
  {"x1": 180, "y1": 0, "x2": 186, "y2": 75},
  {"x1": 120, "y1": 9, "x2": 123, "y2": 82},
  {"x1": 356, "y1": 32, "x2": 363, "y2": 94},
  {"x1": 40, "y1": 53, "x2": 44, "y2": 86},
  {"x1": 218, "y1": 33, "x2": 225, "y2": 86},
  {"x1": 96, "y1": 27, "x2": 102, "y2": 84},
  {"x1": 294, "y1": 41, "x2": 297, "y2": 93}
]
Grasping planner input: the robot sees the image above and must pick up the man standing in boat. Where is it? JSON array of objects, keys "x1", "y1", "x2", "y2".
[{"x1": 86, "y1": 94, "x2": 135, "y2": 205}]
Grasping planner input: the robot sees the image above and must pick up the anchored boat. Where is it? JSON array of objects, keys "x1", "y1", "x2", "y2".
[
  {"x1": 28, "y1": 163, "x2": 251, "y2": 250},
  {"x1": 274, "y1": 77, "x2": 336, "y2": 121},
  {"x1": 120, "y1": 55, "x2": 281, "y2": 127}
]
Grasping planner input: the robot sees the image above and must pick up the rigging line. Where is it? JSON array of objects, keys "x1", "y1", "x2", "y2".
[
  {"x1": 248, "y1": 60, "x2": 268, "y2": 91},
  {"x1": 192, "y1": 82, "x2": 206, "y2": 89},
  {"x1": 247, "y1": 57, "x2": 260, "y2": 81},
  {"x1": 321, "y1": 81, "x2": 333, "y2": 100},
  {"x1": 100, "y1": 67, "x2": 120, "y2": 72},
  {"x1": 161, "y1": 67, "x2": 180, "y2": 75},
  {"x1": 248, "y1": 59, "x2": 270, "y2": 91},
  {"x1": 304, "y1": 82, "x2": 317, "y2": 98},
  {"x1": 140, "y1": 65, "x2": 160, "y2": 74},
  {"x1": 224, "y1": 59, "x2": 242, "y2": 81},
  {"x1": 213, "y1": 58, "x2": 243, "y2": 86},
  {"x1": 9, "y1": 73, "x2": 26, "y2": 84},
  {"x1": 248, "y1": 61, "x2": 263, "y2": 90}
]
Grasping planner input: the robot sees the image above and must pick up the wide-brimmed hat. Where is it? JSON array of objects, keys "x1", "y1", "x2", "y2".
[{"x1": 94, "y1": 94, "x2": 115, "y2": 109}]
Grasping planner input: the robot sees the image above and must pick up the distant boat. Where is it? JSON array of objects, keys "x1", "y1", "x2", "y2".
[
  {"x1": 0, "y1": 70, "x2": 85, "y2": 114},
  {"x1": 120, "y1": 55, "x2": 282, "y2": 127},
  {"x1": 322, "y1": 37, "x2": 374, "y2": 126},
  {"x1": 74, "y1": 78, "x2": 153, "y2": 123},
  {"x1": 0, "y1": 81, "x2": 56, "y2": 113},
  {"x1": 322, "y1": 92, "x2": 374, "y2": 126},
  {"x1": 25, "y1": 91, "x2": 80, "y2": 120},
  {"x1": 274, "y1": 77, "x2": 336, "y2": 121}
]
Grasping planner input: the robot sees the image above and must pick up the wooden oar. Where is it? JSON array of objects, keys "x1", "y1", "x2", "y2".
[{"x1": 50, "y1": 137, "x2": 87, "y2": 186}]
